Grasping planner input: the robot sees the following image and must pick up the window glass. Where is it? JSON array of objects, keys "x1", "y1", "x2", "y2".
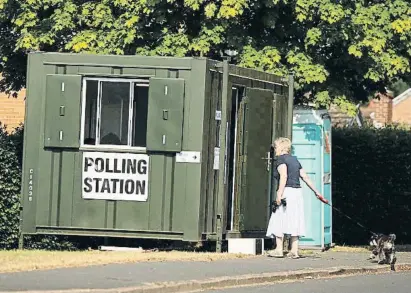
[
  {"x1": 132, "y1": 85, "x2": 149, "y2": 147},
  {"x1": 84, "y1": 80, "x2": 98, "y2": 145},
  {"x1": 82, "y1": 79, "x2": 149, "y2": 148},
  {"x1": 99, "y1": 82, "x2": 130, "y2": 146}
]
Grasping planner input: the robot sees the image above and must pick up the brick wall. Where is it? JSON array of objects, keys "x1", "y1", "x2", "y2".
[
  {"x1": 0, "y1": 89, "x2": 26, "y2": 132},
  {"x1": 360, "y1": 90, "x2": 411, "y2": 127},
  {"x1": 393, "y1": 93, "x2": 411, "y2": 125},
  {"x1": 360, "y1": 91, "x2": 393, "y2": 127},
  {"x1": 373, "y1": 92, "x2": 393, "y2": 125}
]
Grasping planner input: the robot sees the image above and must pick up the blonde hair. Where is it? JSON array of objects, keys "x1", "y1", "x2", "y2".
[{"x1": 274, "y1": 137, "x2": 291, "y2": 156}]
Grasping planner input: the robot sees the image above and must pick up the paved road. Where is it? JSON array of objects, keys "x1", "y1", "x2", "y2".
[
  {"x1": 1, "y1": 252, "x2": 410, "y2": 292},
  {"x1": 207, "y1": 271, "x2": 411, "y2": 293}
]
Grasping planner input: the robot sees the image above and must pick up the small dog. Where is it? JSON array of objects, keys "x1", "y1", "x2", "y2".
[{"x1": 368, "y1": 233, "x2": 397, "y2": 271}]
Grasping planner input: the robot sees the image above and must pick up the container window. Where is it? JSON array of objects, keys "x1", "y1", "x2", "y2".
[
  {"x1": 99, "y1": 82, "x2": 130, "y2": 146},
  {"x1": 82, "y1": 78, "x2": 149, "y2": 148},
  {"x1": 132, "y1": 85, "x2": 149, "y2": 147},
  {"x1": 84, "y1": 80, "x2": 98, "y2": 145}
]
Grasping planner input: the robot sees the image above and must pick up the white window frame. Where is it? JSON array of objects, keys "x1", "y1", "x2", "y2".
[{"x1": 80, "y1": 77, "x2": 150, "y2": 151}]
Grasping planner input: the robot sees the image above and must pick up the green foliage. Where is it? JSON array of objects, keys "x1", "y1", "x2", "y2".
[
  {"x1": 0, "y1": 123, "x2": 22, "y2": 249},
  {"x1": 332, "y1": 125, "x2": 411, "y2": 245},
  {"x1": 390, "y1": 79, "x2": 411, "y2": 97},
  {"x1": 24, "y1": 235, "x2": 79, "y2": 251},
  {"x1": 1, "y1": 0, "x2": 411, "y2": 107},
  {"x1": 0, "y1": 123, "x2": 79, "y2": 250},
  {"x1": 238, "y1": 45, "x2": 286, "y2": 77}
]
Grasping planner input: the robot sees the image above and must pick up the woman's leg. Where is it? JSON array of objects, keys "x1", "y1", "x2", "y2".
[
  {"x1": 284, "y1": 187, "x2": 304, "y2": 259},
  {"x1": 276, "y1": 236, "x2": 284, "y2": 252},
  {"x1": 268, "y1": 236, "x2": 284, "y2": 257},
  {"x1": 289, "y1": 236, "x2": 300, "y2": 257}
]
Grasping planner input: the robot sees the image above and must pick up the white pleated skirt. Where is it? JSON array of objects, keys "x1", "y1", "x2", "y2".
[{"x1": 266, "y1": 187, "x2": 306, "y2": 238}]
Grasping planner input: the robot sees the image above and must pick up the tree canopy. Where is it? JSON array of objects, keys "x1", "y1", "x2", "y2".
[{"x1": 1, "y1": 0, "x2": 411, "y2": 112}]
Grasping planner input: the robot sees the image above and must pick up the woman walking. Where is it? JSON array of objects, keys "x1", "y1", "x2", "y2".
[{"x1": 266, "y1": 137, "x2": 324, "y2": 258}]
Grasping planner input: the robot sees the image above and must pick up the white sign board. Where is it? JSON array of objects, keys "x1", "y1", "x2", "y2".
[
  {"x1": 176, "y1": 151, "x2": 201, "y2": 163},
  {"x1": 82, "y1": 152, "x2": 149, "y2": 201},
  {"x1": 213, "y1": 147, "x2": 220, "y2": 170}
]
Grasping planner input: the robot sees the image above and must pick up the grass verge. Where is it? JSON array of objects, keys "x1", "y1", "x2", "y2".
[
  {"x1": 330, "y1": 245, "x2": 369, "y2": 253},
  {"x1": 0, "y1": 250, "x2": 254, "y2": 274},
  {"x1": 0, "y1": 245, "x2": 378, "y2": 274}
]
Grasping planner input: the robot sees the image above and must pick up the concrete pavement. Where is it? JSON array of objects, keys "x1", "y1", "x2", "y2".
[
  {"x1": 207, "y1": 271, "x2": 411, "y2": 293},
  {"x1": 1, "y1": 251, "x2": 411, "y2": 292}
]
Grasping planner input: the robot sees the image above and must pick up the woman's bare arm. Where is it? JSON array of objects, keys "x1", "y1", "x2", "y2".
[
  {"x1": 277, "y1": 164, "x2": 287, "y2": 203},
  {"x1": 299, "y1": 168, "x2": 320, "y2": 196}
]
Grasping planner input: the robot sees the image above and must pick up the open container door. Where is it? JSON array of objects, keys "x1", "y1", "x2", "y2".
[{"x1": 233, "y1": 88, "x2": 274, "y2": 235}]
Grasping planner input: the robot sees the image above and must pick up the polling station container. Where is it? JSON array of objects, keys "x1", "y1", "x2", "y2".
[
  {"x1": 19, "y1": 52, "x2": 294, "y2": 250},
  {"x1": 291, "y1": 107, "x2": 333, "y2": 249}
]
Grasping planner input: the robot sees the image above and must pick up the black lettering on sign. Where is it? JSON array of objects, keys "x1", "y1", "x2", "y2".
[
  {"x1": 83, "y1": 155, "x2": 149, "y2": 198},
  {"x1": 125, "y1": 180, "x2": 134, "y2": 194},
  {"x1": 113, "y1": 159, "x2": 122, "y2": 173},
  {"x1": 93, "y1": 177, "x2": 102, "y2": 190},
  {"x1": 121, "y1": 159, "x2": 126, "y2": 173},
  {"x1": 111, "y1": 178, "x2": 120, "y2": 193},
  {"x1": 83, "y1": 177, "x2": 92, "y2": 192},
  {"x1": 84, "y1": 158, "x2": 94, "y2": 172},
  {"x1": 136, "y1": 180, "x2": 146, "y2": 195},
  {"x1": 138, "y1": 160, "x2": 147, "y2": 175},
  {"x1": 127, "y1": 159, "x2": 136, "y2": 174},
  {"x1": 95, "y1": 158, "x2": 104, "y2": 172},
  {"x1": 105, "y1": 159, "x2": 113, "y2": 173},
  {"x1": 119, "y1": 179, "x2": 124, "y2": 193},
  {"x1": 101, "y1": 178, "x2": 111, "y2": 193}
]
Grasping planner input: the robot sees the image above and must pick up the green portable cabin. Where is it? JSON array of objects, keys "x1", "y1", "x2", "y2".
[{"x1": 19, "y1": 52, "x2": 294, "y2": 249}]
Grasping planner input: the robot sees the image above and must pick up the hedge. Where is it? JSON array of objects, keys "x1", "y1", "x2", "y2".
[
  {"x1": 332, "y1": 125, "x2": 411, "y2": 245},
  {"x1": 1, "y1": 123, "x2": 411, "y2": 249},
  {"x1": 0, "y1": 123, "x2": 79, "y2": 250},
  {"x1": 0, "y1": 123, "x2": 22, "y2": 249}
]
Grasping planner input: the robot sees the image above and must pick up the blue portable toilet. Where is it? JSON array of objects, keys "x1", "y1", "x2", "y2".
[{"x1": 291, "y1": 107, "x2": 332, "y2": 249}]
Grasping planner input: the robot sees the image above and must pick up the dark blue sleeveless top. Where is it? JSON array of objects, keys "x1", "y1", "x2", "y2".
[{"x1": 273, "y1": 154, "x2": 302, "y2": 188}]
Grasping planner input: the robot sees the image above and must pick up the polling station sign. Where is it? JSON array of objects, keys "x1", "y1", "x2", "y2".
[{"x1": 82, "y1": 152, "x2": 149, "y2": 201}]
